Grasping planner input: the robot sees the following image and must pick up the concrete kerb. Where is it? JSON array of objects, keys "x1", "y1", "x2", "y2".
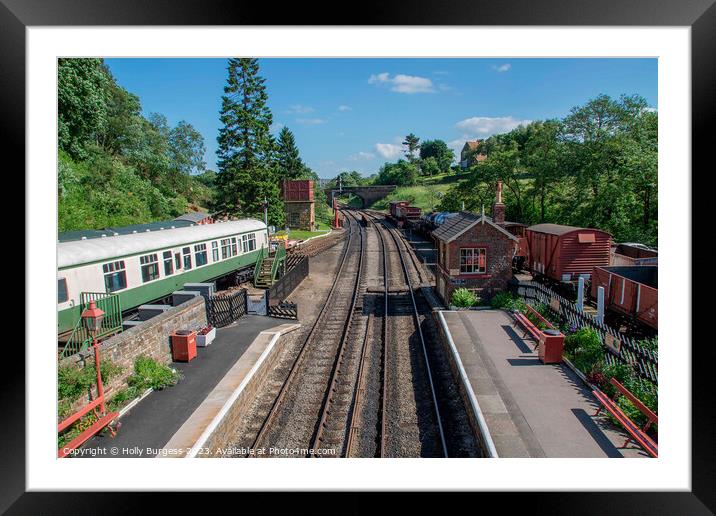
[
  {"x1": 159, "y1": 322, "x2": 300, "y2": 458},
  {"x1": 437, "y1": 310, "x2": 499, "y2": 458}
]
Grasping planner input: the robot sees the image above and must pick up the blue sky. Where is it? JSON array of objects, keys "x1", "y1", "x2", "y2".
[{"x1": 104, "y1": 58, "x2": 657, "y2": 179}]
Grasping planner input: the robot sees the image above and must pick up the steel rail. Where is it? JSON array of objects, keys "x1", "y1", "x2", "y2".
[
  {"x1": 375, "y1": 212, "x2": 449, "y2": 458},
  {"x1": 344, "y1": 214, "x2": 389, "y2": 458},
  {"x1": 248, "y1": 212, "x2": 360, "y2": 454},
  {"x1": 309, "y1": 210, "x2": 367, "y2": 455}
]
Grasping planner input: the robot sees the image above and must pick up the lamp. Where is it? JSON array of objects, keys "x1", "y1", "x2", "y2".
[{"x1": 81, "y1": 300, "x2": 105, "y2": 335}]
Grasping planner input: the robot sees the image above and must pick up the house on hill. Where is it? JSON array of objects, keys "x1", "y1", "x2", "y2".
[
  {"x1": 459, "y1": 140, "x2": 487, "y2": 169},
  {"x1": 433, "y1": 181, "x2": 518, "y2": 304}
]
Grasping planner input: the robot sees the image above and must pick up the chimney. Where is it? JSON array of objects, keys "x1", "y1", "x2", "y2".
[{"x1": 492, "y1": 180, "x2": 505, "y2": 226}]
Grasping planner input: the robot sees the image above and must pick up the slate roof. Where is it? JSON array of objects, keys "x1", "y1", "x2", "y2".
[
  {"x1": 174, "y1": 211, "x2": 211, "y2": 223},
  {"x1": 432, "y1": 211, "x2": 518, "y2": 242}
]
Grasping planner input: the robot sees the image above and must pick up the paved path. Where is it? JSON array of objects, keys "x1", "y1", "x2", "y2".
[
  {"x1": 442, "y1": 309, "x2": 649, "y2": 458},
  {"x1": 82, "y1": 315, "x2": 284, "y2": 457}
]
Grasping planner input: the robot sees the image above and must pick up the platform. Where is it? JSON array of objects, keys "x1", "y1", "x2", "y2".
[
  {"x1": 439, "y1": 309, "x2": 649, "y2": 458},
  {"x1": 81, "y1": 315, "x2": 299, "y2": 457}
]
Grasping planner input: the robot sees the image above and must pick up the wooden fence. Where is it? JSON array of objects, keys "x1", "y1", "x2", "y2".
[
  {"x1": 206, "y1": 288, "x2": 248, "y2": 327},
  {"x1": 267, "y1": 256, "x2": 308, "y2": 307},
  {"x1": 514, "y1": 281, "x2": 658, "y2": 384}
]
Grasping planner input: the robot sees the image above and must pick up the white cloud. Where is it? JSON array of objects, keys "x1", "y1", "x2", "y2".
[
  {"x1": 338, "y1": 105, "x2": 352, "y2": 112},
  {"x1": 348, "y1": 151, "x2": 375, "y2": 161},
  {"x1": 295, "y1": 118, "x2": 326, "y2": 126},
  {"x1": 492, "y1": 63, "x2": 511, "y2": 73},
  {"x1": 286, "y1": 104, "x2": 314, "y2": 114},
  {"x1": 375, "y1": 142, "x2": 404, "y2": 160},
  {"x1": 368, "y1": 72, "x2": 435, "y2": 94},
  {"x1": 455, "y1": 116, "x2": 531, "y2": 137}
]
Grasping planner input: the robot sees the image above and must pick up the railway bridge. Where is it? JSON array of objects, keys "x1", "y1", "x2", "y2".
[{"x1": 325, "y1": 185, "x2": 396, "y2": 208}]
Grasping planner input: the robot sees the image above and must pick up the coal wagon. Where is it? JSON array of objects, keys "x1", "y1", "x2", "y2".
[{"x1": 591, "y1": 265, "x2": 658, "y2": 330}]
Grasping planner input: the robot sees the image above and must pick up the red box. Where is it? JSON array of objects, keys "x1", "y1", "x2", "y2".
[
  {"x1": 171, "y1": 330, "x2": 197, "y2": 362},
  {"x1": 538, "y1": 330, "x2": 565, "y2": 364}
]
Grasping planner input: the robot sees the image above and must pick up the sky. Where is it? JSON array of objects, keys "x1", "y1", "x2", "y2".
[{"x1": 104, "y1": 58, "x2": 657, "y2": 179}]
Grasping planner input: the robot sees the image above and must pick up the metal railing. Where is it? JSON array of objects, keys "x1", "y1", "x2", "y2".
[{"x1": 60, "y1": 292, "x2": 123, "y2": 358}]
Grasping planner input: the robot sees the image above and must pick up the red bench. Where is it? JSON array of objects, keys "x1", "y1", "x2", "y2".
[
  {"x1": 513, "y1": 311, "x2": 542, "y2": 344},
  {"x1": 592, "y1": 377, "x2": 658, "y2": 458}
]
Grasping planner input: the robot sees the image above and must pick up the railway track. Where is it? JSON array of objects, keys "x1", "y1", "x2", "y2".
[
  {"x1": 247, "y1": 211, "x2": 369, "y2": 456},
  {"x1": 231, "y1": 208, "x2": 479, "y2": 458}
]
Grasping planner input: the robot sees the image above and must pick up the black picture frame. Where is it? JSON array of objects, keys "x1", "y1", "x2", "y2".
[{"x1": 3, "y1": 0, "x2": 711, "y2": 513}]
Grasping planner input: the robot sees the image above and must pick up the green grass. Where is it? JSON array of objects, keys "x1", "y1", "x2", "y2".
[{"x1": 369, "y1": 172, "x2": 469, "y2": 212}]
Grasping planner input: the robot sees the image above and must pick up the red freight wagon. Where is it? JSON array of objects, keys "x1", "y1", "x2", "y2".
[
  {"x1": 526, "y1": 223, "x2": 612, "y2": 282},
  {"x1": 396, "y1": 205, "x2": 422, "y2": 220},
  {"x1": 503, "y1": 222, "x2": 528, "y2": 267},
  {"x1": 591, "y1": 266, "x2": 658, "y2": 330},
  {"x1": 281, "y1": 180, "x2": 314, "y2": 202},
  {"x1": 389, "y1": 201, "x2": 409, "y2": 218}
]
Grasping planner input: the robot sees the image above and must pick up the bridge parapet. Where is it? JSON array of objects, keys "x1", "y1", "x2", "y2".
[{"x1": 325, "y1": 185, "x2": 397, "y2": 208}]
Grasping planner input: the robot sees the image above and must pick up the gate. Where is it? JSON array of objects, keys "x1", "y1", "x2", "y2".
[
  {"x1": 246, "y1": 292, "x2": 268, "y2": 315},
  {"x1": 206, "y1": 288, "x2": 248, "y2": 327}
]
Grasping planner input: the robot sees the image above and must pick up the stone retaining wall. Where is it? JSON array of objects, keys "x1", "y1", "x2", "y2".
[{"x1": 59, "y1": 296, "x2": 207, "y2": 414}]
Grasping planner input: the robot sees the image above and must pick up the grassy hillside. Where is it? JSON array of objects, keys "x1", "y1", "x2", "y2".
[{"x1": 370, "y1": 172, "x2": 470, "y2": 212}]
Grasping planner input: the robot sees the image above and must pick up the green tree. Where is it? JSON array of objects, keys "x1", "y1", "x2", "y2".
[
  {"x1": 58, "y1": 58, "x2": 111, "y2": 160},
  {"x1": 419, "y1": 139, "x2": 454, "y2": 173},
  {"x1": 214, "y1": 58, "x2": 283, "y2": 225},
  {"x1": 402, "y1": 133, "x2": 420, "y2": 162},
  {"x1": 276, "y1": 126, "x2": 307, "y2": 180},
  {"x1": 169, "y1": 121, "x2": 206, "y2": 176}
]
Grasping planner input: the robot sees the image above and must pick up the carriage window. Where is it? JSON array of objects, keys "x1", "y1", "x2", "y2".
[
  {"x1": 194, "y1": 243, "x2": 208, "y2": 266},
  {"x1": 58, "y1": 278, "x2": 68, "y2": 303},
  {"x1": 103, "y1": 260, "x2": 127, "y2": 292},
  {"x1": 460, "y1": 248, "x2": 486, "y2": 274},
  {"x1": 221, "y1": 238, "x2": 231, "y2": 259},
  {"x1": 183, "y1": 247, "x2": 192, "y2": 270},
  {"x1": 175, "y1": 252, "x2": 181, "y2": 270},
  {"x1": 231, "y1": 237, "x2": 238, "y2": 256},
  {"x1": 140, "y1": 254, "x2": 159, "y2": 283},
  {"x1": 241, "y1": 234, "x2": 248, "y2": 253},
  {"x1": 212, "y1": 241, "x2": 219, "y2": 261},
  {"x1": 247, "y1": 233, "x2": 256, "y2": 251},
  {"x1": 163, "y1": 251, "x2": 174, "y2": 276}
]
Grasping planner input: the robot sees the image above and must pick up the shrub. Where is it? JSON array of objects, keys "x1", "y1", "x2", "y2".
[
  {"x1": 567, "y1": 328, "x2": 604, "y2": 373},
  {"x1": 58, "y1": 361, "x2": 122, "y2": 418},
  {"x1": 490, "y1": 291, "x2": 527, "y2": 313},
  {"x1": 451, "y1": 288, "x2": 477, "y2": 308}
]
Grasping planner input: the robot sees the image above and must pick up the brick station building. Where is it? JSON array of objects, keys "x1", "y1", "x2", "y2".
[{"x1": 433, "y1": 181, "x2": 519, "y2": 304}]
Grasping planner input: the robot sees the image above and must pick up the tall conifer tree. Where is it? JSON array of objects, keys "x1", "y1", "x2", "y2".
[{"x1": 215, "y1": 58, "x2": 283, "y2": 225}]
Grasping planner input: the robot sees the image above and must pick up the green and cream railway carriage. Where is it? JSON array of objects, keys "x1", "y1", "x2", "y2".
[{"x1": 57, "y1": 219, "x2": 268, "y2": 334}]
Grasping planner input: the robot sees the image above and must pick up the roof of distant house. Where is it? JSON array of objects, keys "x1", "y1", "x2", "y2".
[{"x1": 174, "y1": 211, "x2": 211, "y2": 223}]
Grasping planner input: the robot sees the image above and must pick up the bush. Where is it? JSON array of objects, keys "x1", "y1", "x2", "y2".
[
  {"x1": 490, "y1": 291, "x2": 527, "y2": 313},
  {"x1": 566, "y1": 327, "x2": 604, "y2": 373},
  {"x1": 58, "y1": 361, "x2": 122, "y2": 418},
  {"x1": 451, "y1": 288, "x2": 477, "y2": 308}
]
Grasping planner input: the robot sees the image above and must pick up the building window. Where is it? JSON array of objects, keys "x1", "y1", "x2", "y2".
[
  {"x1": 163, "y1": 250, "x2": 174, "y2": 276},
  {"x1": 183, "y1": 247, "x2": 192, "y2": 270},
  {"x1": 231, "y1": 237, "x2": 238, "y2": 256},
  {"x1": 221, "y1": 238, "x2": 231, "y2": 259},
  {"x1": 140, "y1": 254, "x2": 160, "y2": 283},
  {"x1": 103, "y1": 260, "x2": 127, "y2": 292},
  {"x1": 212, "y1": 241, "x2": 219, "y2": 261},
  {"x1": 194, "y1": 243, "x2": 208, "y2": 266},
  {"x1": 459, "y1": 248, "x2": 486, "y2": 274},
  {"x1": 58, "y1": 278, "x2": 68, "y2": 303}
]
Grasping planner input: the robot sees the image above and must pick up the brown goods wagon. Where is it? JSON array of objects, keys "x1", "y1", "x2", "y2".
[
  {"x1": 591, "y1": 266, "x2": 658, "y2": 330},
  {"x1": 526, "y1": 223, "x2": 612, "y2": 282},
  {"x1": 397, "y1": 205, "x2": 422, "y2": 220},
  {"x1": 281, "y1": 180, "x2": 314, "y2": 202},
  {"x1": 611, "y1": 243, "x2": 658, "y2": 266},
  {"x1": 389, "y1": 201, "x2": 409, "y2": 218}
]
